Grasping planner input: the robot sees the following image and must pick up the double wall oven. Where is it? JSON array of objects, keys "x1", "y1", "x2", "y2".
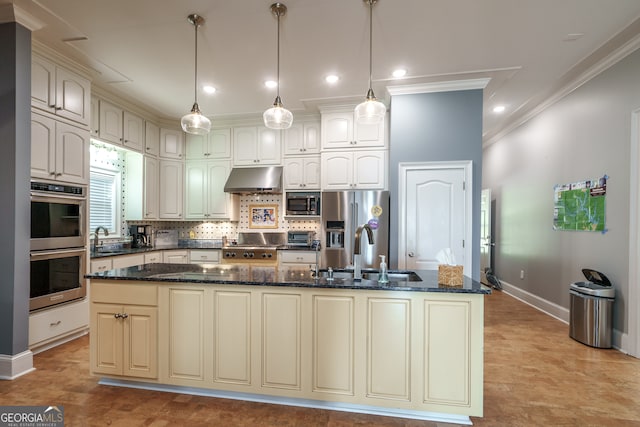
[{"x1": 30, "y1": 181, "x2": 87, "y2": 311}]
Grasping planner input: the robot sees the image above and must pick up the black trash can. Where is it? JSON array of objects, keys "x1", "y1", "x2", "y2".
[{"x1": 569, "y1": 269, "x2": 615, "y2": 348}]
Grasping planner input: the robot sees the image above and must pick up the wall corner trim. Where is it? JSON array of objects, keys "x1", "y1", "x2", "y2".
[{"x1": 0, "y1": 4, "x2": 45, "y2": 31}]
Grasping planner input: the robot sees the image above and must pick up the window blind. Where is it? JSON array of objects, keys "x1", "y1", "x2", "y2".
[{"x1": 90, "y1": 170, "x2": 118, "y2": 233}]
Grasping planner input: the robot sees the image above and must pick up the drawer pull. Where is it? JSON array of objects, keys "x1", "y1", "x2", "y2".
[{"x1": 50, "y1": 320, "x2": 61, "y2": 327}]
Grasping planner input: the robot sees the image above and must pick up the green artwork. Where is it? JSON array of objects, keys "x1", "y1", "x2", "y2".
[{"x1": 553, "y1": 176, "x2": 607, "y2": 232}]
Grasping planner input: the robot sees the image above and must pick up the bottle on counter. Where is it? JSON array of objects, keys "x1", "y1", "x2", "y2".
[{"x1": 378, "y1": 255, "x2": 389, "y2": 283}]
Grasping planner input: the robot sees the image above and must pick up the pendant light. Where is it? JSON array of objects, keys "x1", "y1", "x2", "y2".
[
  {"x1": 181, "y1": 13, "x2": 211, "y2": 135},
  {"x1": 354, "y1": 0, "x2": 386, "y2": 125},
  {"x1": 263, "y1": 3, "x2": 293, "y2": 130}
]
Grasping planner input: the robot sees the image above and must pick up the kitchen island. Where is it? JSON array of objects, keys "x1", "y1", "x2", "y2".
[{"x1": 86, "y1": 263, "x2": 489, "y2": 424}]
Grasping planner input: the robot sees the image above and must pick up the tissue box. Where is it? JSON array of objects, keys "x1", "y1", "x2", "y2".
[{"x1": 438, "y1": 265, "x2": 463, "y2": 286}]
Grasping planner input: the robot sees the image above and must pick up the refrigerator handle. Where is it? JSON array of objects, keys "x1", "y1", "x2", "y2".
[{"x1": 350, "y1": 201, "x2": 356, "y2": 265}]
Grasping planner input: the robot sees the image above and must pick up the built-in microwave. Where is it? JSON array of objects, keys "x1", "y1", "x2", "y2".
[
  {"x1": 286, "y1": 191, "x2": 320, "y2": 216},
  {"x1": 30, "y1": 181, "x2": 86, "y2": 251}
]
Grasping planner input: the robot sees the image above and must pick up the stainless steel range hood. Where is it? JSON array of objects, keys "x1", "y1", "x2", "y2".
[{"x1": 223, "y1": 166, "x2": 283, "y2": 194}]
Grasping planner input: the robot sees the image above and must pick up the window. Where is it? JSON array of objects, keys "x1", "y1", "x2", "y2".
[{"x1": 90, "y1": 168, "x2": 121, "y2": 236}]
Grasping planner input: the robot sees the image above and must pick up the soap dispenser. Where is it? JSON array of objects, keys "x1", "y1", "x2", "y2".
[{"x1": 378, "y1": 255, "x2": 389, "y2": 283}]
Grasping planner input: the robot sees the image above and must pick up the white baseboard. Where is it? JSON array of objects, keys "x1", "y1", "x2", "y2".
[
  {"x1": 0, "y1": 350, "x2": 35, "y2": 380},
  {"x1": 500, "y1": 280, "x2": 570, "y2": 324}
]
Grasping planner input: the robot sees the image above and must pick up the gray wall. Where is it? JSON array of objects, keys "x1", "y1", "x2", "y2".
[
  {"x1": 0, "y1": 22, "x2": 31, "y2": 356},
  {"x1": 389, "y1": 89, "x2": 483, "y2": 279},
  {"x1": 483, "y1": 48, "x2": 640, "y2": 335}
]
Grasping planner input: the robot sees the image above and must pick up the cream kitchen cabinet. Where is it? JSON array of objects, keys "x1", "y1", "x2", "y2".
[
  {"x1": 278, "y1": 250, "x2": 317, "y2": 267},
  {"x1": 185, "y1": 128, "x2": 232, "y2": 160},
  {"x1": 124, "y1": 153, "x2": 159, "y2": 220},
  {"x1": 144, "y1": 122, "x2": 160, "y2": 157},
  {"x1": 160, "y1": 128, "x2": 184, "y2": 159},
  {"x1": 144, "y1": 251, "x2": 163, "y2": 264},
  {"x1": 94, "y1": 99, "x2": 144, "y2": 152},
  {"x1": 159, "y1": 160, "x2": 183, "y2": 219},
  {"x1": 320, "y1": 109, "x2": 385, "y2": 149},
  {"x1": 321, "y1": 150, "x2": 387, "y2": 190},
  {"x1": 232, "y1": 127, "x2": 281, "y2": 166},
  {"x1": 90, "y1": 282, "x2": 158, "y2": 379},
  {"x1": 31, "y1": 54, "x2": 91, "y2": 127},
  {"x1": 142, "y1": 156, "x2": 159, "y2": 219},
  {"x1": 31, "y1": 112, "x2": 89, "y2": 185},
  {"x1": 111, "y1": 254, "x2": 145, "y2": 269},
  {"x1": 283, "y1": 156, "x2": 320, "y2": 190},
  {"x1": 90, "y1": 258, "x2": 112, "y2": 273},
  {"x1": 163, "y1": 250, "x2": 188, "y2": 264},
  {"x1": 29, "y1": 298, "x2": 89, "y2": 353},
  {"x1": 185, "y1": 160, "x2": 239, "y2": 220},
  {"x1": 283, "y1": 121, "x2": 320, "y2": 155},
  {"x1": 189, "y1": 250, "x2": 221, "y2": 265}
]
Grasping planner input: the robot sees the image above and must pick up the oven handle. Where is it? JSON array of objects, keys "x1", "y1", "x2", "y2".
[
  {"x1": 30, "y1": 248, "x2": 86, "y2": 258},
  {"x1": 31, "y1": 191, "x2": 86, "y2": 201}
]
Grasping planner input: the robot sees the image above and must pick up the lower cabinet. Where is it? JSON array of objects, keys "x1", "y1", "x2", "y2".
[
  {"x1": 90, "y1": 283, "x2": 158, "y2": 379},
  {"x1": 90, "y1": 281, "x2": 483, "y2": 418},
  {"x1": 163, "y1": 250, "x2": 188, "y2": 264},
  {"x1": 29, "y1": 298, "x2": 89, "y2": 352}
]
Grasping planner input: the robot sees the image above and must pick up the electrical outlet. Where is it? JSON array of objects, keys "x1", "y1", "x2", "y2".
[{"x1": 520, "y1": 270, "x2": 525, "y2": 279}]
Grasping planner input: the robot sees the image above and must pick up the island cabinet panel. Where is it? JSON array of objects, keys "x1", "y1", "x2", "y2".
[
  {"x1": 165, "y1": 287, "x2": 206, "y2": 382},
  {"x1": 423, "y1": 300, "x2": 471, "y2": 406},
  {"x1": 312, "y1": 295, "x2": 355, "y2": 395},
  {"x1": 261, "y1": 293, "x2": 302, "y2": 390},
  {"x1": 213, "y1": 290, "x2": 252, "y2": 385},
  {"x1": 367, "y1": 298, "x2": 411, "y2": 401},
  {"x1": 91, "y1": 303, "x2": 157, "y2": 379}
]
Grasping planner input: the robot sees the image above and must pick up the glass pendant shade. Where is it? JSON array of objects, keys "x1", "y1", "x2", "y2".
[
  {"x1": 181, "y1": 103, "x2": 211, "y2": 135},
  {"x1": 355, "y1": 89, "x2": 386, "y2": 125},
  {"x1": 263, "y1": 96, "x2": 293, "y2": 129}
]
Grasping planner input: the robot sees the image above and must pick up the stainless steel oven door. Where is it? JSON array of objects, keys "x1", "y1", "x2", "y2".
[
  {"x1": 31, "y1": 193, "x2": 85, "y2": 251},
  {"x1": 30, "y1": 247, "x2": 87, "y2": 311}
]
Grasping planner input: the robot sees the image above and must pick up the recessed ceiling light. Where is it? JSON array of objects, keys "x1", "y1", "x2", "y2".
[
  {"x1": 264, "y1": 80, "x2": 277, "y2": 89},
  {"x1": 493, "y1": 105, "x2": 506, "y2": 113},
  {"x1": 203, "y1": 85, "x2": 216, "y2": 94},
  {"x1": 392, "y1": 68, "x2": 407, "y2": 78},
  {"x1": 325, "y1": 74, "x2": 339, "y2": 84},
  {"x1": 564, "y1": 33, "x2": 584, "y2": 42}
]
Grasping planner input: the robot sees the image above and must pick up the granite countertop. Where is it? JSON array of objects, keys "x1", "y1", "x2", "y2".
[{"x1": 86, "y1": 263, "x2": 490, "y2": 294}]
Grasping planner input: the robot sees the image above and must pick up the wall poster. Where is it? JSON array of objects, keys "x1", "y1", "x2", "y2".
[{"x1": 553, "y1": 175, "x2": 607, "y2": 232}]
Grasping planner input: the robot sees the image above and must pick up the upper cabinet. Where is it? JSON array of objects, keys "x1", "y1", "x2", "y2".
[
  {"x1": 31, "y1": 112, "x2": 89, "y2": 185},
  {"x1": 185, "y1": 128, "x2": 232, "y2": 160},
  {"x1": 321, "y1": 150, "x2": 387, "y2": 190},
  {"x1": 93, "y1": 98, "x2": 144, "y2": 151},
  {"x1": 144, "y1": 121, "x2": 160, "y2": 157},
  {"x1": 32, "y1": 54, "x2": 91, "y2": 127},
  {"x1": 283, "y1": 121, "x2": 321, "y2": 156},
  {"x1": 320, "y1": 108, "x2": 386, "y2": 150},
  {"x1": 160, "y1": 128, "x2": 184, "y2": 159},
  {"x1": 233, "y1": 127, "x2": 281, "y2": 166}
]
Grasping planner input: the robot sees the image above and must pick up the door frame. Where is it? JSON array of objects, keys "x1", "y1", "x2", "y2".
[
  {"x1": 628, "y1": 108, "x2": 640, "y2": 358},
  {"x1": 398, "y1": 160, "x2": 473, "y2": 273}
]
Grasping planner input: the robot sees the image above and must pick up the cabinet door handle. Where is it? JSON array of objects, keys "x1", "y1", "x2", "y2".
[
  {"x1": 408, "y1": 252, "x2": 415, "y2": 257},
  {"x1": 114, "y1": 313, "x2": 122, "y2": 319},
  {"x1": 49, "y1": 172, "x2": 56, "y2": 176},
  {"x1": 121, "y1": 313, "x2": 128, "y2": 319}
]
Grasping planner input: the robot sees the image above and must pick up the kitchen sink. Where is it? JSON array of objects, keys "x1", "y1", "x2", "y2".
[
  {"x1": 95, "y1": 249, "x2": 130, "y2": 255},
  {"x1": 362, "y1": 271, "x2": 422, "y2": 282},
  {"x1": 316, "y1": 270, "x2": 422, "y2": 282}
]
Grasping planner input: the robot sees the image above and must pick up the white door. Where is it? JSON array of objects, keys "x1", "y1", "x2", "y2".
[
  {"x1": 399, "y1": 162, "x2": 471, "y2": 273},
  {"x1": 480, "y1": 188, "x2": 492, "y2": 284}
]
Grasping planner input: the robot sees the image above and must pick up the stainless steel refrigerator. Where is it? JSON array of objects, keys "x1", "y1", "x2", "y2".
[{"x1": 321, "y1": 191, "x2": 389, "y2": 269}]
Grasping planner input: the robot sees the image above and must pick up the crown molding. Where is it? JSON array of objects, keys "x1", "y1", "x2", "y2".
[
  {"x1": 386, "y1": 78, "x2": 490, "y2": 97},
  {"x1": 0, "y1": 4, "x2": 44, "y2": 31}
]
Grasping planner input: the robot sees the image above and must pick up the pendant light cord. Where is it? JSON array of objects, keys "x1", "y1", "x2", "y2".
[
  {"x1": 276, "y1": 8, "x2": 281, "y2": 99},
  {"x1": 367, "y1": 0, "x2": 373, "y2": 92},
  {"x1": 194, "y1": 20, "x2": 199, "y2": 105}
]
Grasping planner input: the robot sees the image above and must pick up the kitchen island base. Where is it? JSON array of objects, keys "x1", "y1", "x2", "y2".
[
  {"x1": 88, "y1": 265, "x2": 487, "y2": 422},
  {"x1": 98, "y1": 377, "x2": 473, "y2": 425}
]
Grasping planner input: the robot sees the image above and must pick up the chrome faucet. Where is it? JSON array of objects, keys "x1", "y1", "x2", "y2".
[
  {"x1": 311, "y1": 241, "x2": 321, "y2": 278},
  {"x1": 353, "y1": 224, "x2": 374, "y2": 280},
  {"x1": 93, "y1": 226, "x2": 109, "y2": 252}
]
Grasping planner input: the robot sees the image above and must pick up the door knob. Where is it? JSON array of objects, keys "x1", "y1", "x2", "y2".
[{"x1": 408, "y1": 252, "x2": 415, "y2": 257}]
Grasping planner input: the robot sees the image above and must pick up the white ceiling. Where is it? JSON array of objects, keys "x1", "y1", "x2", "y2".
[{"x1": 5, "y1": 0, "x2": 640, "y2": 143}]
